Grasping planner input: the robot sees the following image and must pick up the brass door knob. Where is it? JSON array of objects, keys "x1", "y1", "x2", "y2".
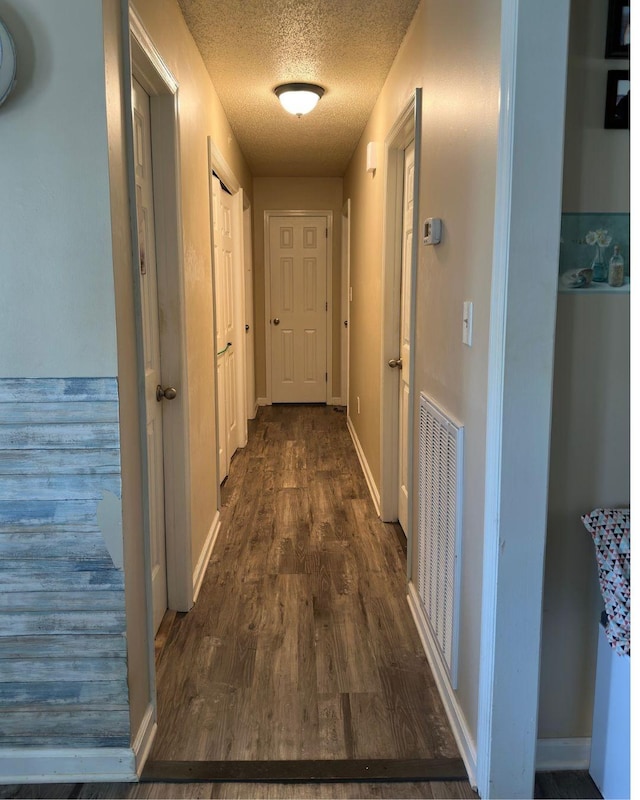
[
  {"x1": 388, "y1": 358, "x2": 403, "y2": 369},
  {"x1": 273, "y1": 318, "x2": 280, "y2": 325},
  {"x1": 156, "y1": 385, "x2": 177, "y2": 402}
]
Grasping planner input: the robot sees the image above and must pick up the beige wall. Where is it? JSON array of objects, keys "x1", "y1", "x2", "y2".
[
  {"x1": 132, "y1": 0, "x2": 252, "y2": 571},
  {"x1": 103, "y1": 0, "x2": 151, "y2": 741},
  {"x1": 343, "y1": 0, "x2": 501, "y2": 744},
  {"x1": 539, "y1": 0, "x2": 630, "y2": 739},
  {"x1": 540, "y1": 296, "x2": 630, "y2": 738},
  {"x1": 252, "y1": 178, "x2": 343, "y2": 399}
]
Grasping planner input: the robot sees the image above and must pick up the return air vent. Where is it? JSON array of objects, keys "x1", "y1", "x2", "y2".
[{"x1": 417, "y1": 392, "x2": 463, "y2": 688}]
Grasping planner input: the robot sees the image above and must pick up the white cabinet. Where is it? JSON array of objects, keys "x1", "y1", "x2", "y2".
[{"x1": 589, "y1": 621, "x2": 630, "y2": 799}]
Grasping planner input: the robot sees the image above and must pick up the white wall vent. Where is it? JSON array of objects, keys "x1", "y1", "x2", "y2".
[{"x1": 417, "y1": 392, "x2": 463, "y2": 688}]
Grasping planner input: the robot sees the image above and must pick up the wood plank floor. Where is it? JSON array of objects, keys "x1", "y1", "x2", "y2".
[{"x1": 149, "y1": 404, "x2": 461, "y2": 765}]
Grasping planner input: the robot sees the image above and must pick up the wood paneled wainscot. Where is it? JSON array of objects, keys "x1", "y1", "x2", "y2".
[{"x1": 0, "y1": 378, "x2": 129, "y2": 752}]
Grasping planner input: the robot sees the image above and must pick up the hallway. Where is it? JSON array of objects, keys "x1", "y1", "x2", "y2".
[{"x1": 148, "y1": 405, "x2": 462, "y2": 765}]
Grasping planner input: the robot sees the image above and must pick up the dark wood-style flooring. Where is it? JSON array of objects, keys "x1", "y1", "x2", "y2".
[
  {"x1": 0, "y1": 406, "x2": 603, "y2": 799},
  {"x1": 149, "y1": 404, "x2": 461, "y2": 765}
]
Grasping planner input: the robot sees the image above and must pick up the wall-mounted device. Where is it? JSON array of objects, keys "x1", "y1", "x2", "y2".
[
  {"x1": 0, "y1": 19, "x2": 17, "y2": 108},
  {"x1": 423, "y1": 217, "x2": 442, "y2": 245},
  {"x1": 366, "y1": 142, "x2": 377, "y2": 173}
]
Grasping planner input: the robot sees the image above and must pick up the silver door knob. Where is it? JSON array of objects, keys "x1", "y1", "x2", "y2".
[
  {"x1": 156, "y1": 385, "x2": 177, "y2": 402},
  {"x1": 273, "y1": 318, "x2": 280, "y2": 325},
  {"x1": 388, "y1": 358, "x2": 403, "y2": 369}
]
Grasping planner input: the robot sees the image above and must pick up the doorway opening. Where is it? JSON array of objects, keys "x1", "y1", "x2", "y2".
[
  {"x1": 130, "y1": 11, "x2": 193, "y2": 625},
  {"x1": 380, "y1": 90, "x2": 422, "y2": 573}
]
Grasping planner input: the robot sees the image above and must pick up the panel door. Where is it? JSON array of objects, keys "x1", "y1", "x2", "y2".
[
  {"x1": 132, "y1": 78, "x2": 168, "y2": 633},
  {"x1": 398, "y1": 140, "x2": 415, "y2": 533},
  {"x1": 269, "y1": 216, "x2": 327, "y2": 403}
]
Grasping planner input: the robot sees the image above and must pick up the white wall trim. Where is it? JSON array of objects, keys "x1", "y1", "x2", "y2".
[
  {"x1": 257, "y1": 396, "x2": 269, "y2": 407},
  {"x1": 475, "y1": 3, "x2": 517, "y2": 791},
  {"x1": 476, "y1": 2, "x2": 571, "y2": 797},
  {"x1": 347, "y1": 415, "x2": 381, "y2": 516},
  {"x1": 330, "y1": 396, "x2": 344, "y2": 406},
  {"x1": 408, "y1": 582, "x2": 478, "y2": 789},
  {"x1": 192, "y1": 511, "x2": 221, "y2": 603},
  {"x1": 129, "y1": 6, "x2": 177, "y2": 93},
  {"x1": 0, "y1": 747, "x2": 137, "y2": 784},
  {"x1": 132, "y1": 702, "x2": 156, "y2": 775},
  {"x1": 535, "y1": 738, "x2": 592, "y2": 771}
]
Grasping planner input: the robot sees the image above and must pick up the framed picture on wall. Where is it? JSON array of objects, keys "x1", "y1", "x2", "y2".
[
  {"x1": 605, "y1": 0, "x2": 630, "y2": 58},
  {"x1": 604, "y1": 70, "x2": 630, "y2": 128}
]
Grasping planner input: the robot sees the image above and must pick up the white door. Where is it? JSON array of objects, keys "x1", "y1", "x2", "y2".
[
  {"x1": 268, "y1": 215, "x2": 328, "y2": 403},
  {"x1": 132, "y1": 78, "x2": 168, "y2": 633},
  {"x1": 211, "y1": 176, "x2": 239, "y2": 481},
  {"x1": 397, "y1": 141, "x2": 415, "y2": 533}
]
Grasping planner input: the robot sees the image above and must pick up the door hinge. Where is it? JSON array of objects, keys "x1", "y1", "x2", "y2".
[
  {"x1": 325, "y1": 228, "x2": 328, "y2": 238},
  {"x1": 325, "y1": 301, "x2": 328, "y2": 312},
  {"x1": 325, "y1": 372, "x2": 328, "y2": 382}
]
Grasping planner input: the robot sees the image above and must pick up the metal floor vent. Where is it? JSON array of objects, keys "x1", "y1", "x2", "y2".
[{"x1": 417, "y1": 392, "x2": 463, "y2": 688}]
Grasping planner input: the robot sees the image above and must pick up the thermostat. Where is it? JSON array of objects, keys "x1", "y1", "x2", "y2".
[{"x1": 423, "y1": 217, "x2": 442, "y2": 245}]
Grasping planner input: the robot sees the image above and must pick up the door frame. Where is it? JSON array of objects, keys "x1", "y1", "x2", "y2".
[
  {"x1": 263, "y1": 210, "x2": 334, "y2": 405},
  {"x1": 379, "y1": 90, "x2": 422, "y2": 552},
  {"x1": 130, "y1": 9, "x2": 193, "y2": 614},
  {"x1": 241, "y1": 191, "x2": 257, "y2": 421},
  {"x1": 476, "y1": 2, "x2": 570, "y2": 796},
  {"x1": 207, "y1": 138, "x2": 246, "y2": 488},
  {"x1": 341, "y1": 199, "x2": 351, "y2": 409}
]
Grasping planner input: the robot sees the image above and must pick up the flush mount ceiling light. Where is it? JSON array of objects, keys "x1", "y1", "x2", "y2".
[{"x1": 274, "y1": 83, "x2": 325, "y2": 117}]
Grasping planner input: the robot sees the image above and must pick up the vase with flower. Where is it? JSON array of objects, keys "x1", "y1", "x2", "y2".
[{"x1": 585, "y1": 229, "x2": 612, "y2": 282}]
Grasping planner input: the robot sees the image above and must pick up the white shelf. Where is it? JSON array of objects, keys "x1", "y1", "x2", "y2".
[{"x1": 558, "y1": 277, "x2": 630, "y2": 294}]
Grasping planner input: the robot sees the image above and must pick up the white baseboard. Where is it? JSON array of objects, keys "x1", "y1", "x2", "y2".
[
  {"x1": 330, "y1": 396, "x2": 345, "y2": 406},
  {"x1": 192, "y1": 511, "x2": 220, "y2": 603},
  {"x1": 132, "y1": 703, "x2": 156, "y2": 776},
  {"x1": 257, "y1": 396, "x2": 269, "y2": 407},
  {"x1": 535, "y1": 737, "x2": 592, "y2": 771},
  {"x1": 346, "y1": 415, "x2": 381, "y2": 515},
  {"x1": 408, "y1": 582, "x2": 478, "y2": 788},
  {"x1": 0, "y1": 747, "x2": 137, "y2": 784}
]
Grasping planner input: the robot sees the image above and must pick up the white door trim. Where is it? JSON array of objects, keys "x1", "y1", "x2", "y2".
[
  {"x1": 264, "y1": 210, "x2": 334, "y2": 405},
  {"x1": 476, "y1": 2, "x2": 570, "y2": 797},
  {"x1": 380, "y1": 89, "x2": 421, "y2": 561},
  {"x1": 340, "y1": 199, "x2": 351, "y2": 408},
  {"x1": 241, "y1": 192, "x2": 257, "y2": 421},
  {"x1": 207, "y1": 138, "x2": 246, "y2": 488},
  {"x1": 130, "y1": 8, "x2": 193, "y2": 616}
]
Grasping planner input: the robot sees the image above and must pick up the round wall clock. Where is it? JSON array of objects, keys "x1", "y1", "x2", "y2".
[{"x1": 0, "y1": 18, "x2": 17, "y2": 107}]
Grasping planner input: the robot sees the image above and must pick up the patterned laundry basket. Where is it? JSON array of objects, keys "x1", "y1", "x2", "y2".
[{"x1": 582, "y1": 507, "x2": 630, "y2": 656}]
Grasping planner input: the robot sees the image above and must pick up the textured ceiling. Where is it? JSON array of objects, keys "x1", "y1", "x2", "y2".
[{"x1": 177, "y1": 0, "x2": 421, "y2": 176}]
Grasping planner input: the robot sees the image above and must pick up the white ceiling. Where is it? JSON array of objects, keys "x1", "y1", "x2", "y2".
[{"x1": 177, "y1": 0, "x2": 421, "y2": 177}]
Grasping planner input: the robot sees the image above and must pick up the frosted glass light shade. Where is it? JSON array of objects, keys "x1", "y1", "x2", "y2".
[{"x1": 275, "y1": 83, "x2": 325, "y2": 116}]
